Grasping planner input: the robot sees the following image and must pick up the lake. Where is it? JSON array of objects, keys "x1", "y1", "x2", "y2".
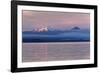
[{"x1": 22, "y1": 42, "x2": 90, "y2": 62}]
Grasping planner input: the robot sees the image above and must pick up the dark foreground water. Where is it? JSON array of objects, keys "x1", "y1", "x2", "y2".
[{"x1": 22, "y1": 42, "x2": 90, "y2": 62}]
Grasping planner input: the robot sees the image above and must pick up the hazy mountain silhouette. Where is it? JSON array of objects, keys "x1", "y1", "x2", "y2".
[
  {"x1": 22, "y1": 26, "x2": 90, "y2": 42},
  {"x1": 71, "y1": 26, "x2": 80, "y2": 31}
]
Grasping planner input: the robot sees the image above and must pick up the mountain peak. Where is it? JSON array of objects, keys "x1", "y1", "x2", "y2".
[
  {"x1": 34, "y1": 27, "x2": 48, "y2": 32},
  {"x1": 71, "y1": 26, "x2": 80, "y2": 31}
]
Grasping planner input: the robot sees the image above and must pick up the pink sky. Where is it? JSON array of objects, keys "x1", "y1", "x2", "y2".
[{"x1": 22, "y1": 10, "x2": 90, "y2": 31}]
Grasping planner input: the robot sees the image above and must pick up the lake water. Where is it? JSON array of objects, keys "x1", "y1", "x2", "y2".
[{"x1": 22, "y1": 42, "x2": 90, "y2": 62}]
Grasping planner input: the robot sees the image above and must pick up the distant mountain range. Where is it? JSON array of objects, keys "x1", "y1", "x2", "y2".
[
  {"x1": 23, "y1": 26, "x2": 89, "y2": 33},
  {"x1": 22, "y1": 26, "x2": 90, "y2": 43}
]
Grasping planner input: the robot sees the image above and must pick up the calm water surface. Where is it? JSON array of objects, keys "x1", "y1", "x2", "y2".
[{"x1": 22, "y1": 42, "x2": 90, "y2": 62}]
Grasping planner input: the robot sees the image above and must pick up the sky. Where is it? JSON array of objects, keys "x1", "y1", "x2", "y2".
[{"x1": 22, "y1": 10, "x2": 90, "y2": 31}]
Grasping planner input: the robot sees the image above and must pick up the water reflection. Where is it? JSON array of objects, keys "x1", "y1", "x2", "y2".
[{"x1": 22, "y1": 42, "x2": 90, "y2": 62}]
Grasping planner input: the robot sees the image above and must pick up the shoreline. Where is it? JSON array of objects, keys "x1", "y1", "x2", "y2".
[{"x1": 22, "y1": 42, "x2": 89, "y2": 44}]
